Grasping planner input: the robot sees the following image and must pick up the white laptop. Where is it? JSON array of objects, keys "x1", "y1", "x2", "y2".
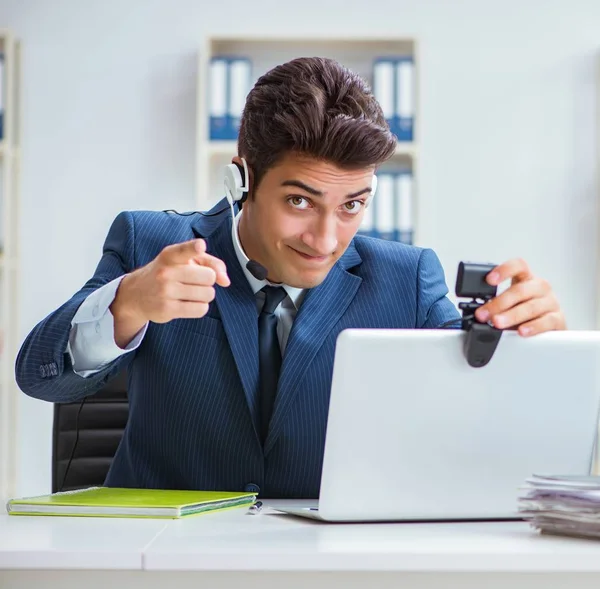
[{"x1": 275, "y1": 328, "x2": 600, "y2": 522}]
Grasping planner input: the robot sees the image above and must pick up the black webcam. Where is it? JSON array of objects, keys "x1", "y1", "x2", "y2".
[
  {"x1": 456, "y1": 262, "x2": 498, "y2": 300},
  {"x1": 455, "y1": 262, "x2": 502, "y2": 368}
]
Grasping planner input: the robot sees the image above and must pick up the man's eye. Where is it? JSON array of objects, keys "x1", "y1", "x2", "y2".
[
  {"x1": 343, "y1": 201, "x2": 363, "y2": 214},
  {"x1": 289, "y1": 196, "x2": 310, "y2": 209}
]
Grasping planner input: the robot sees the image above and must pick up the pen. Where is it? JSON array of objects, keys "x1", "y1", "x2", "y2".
[{"x1": 247, "y1": 500, "x2": 263, "y2": 515}]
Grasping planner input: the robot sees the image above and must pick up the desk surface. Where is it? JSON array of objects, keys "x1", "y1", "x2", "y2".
[
  {"x1": 3, "y1": 500, "x2": 600, "y2": 573},
  {"x1": 0, "y1": 512, "x2": 168, "y2": 570}
]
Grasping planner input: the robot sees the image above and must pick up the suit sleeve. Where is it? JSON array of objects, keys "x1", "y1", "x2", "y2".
[
  {"x1": 15, "y1": 211, "x2": 138, "y2": 403},
  {"x1": 415, "y1": 248, "x2": 461, "y2": 329}
]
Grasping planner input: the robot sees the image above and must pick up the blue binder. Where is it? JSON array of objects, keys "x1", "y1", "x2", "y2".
[
  {"x1": 209, "y1": 56, "x2": 252, "y2": 141},
  {"x1": 394, "y1": 57, "x2": 414, "y2": 142},
  {"x1": 372, "y1": 56, "x2": 415, "y2": 141}
]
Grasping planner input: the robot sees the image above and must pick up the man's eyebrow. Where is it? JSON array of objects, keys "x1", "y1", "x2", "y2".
[
  {"x1": 281, "y1": 179, "x2": 323, "y2": 196},
  {"x1": 346, "y1": 187, "x2": 373, "y2": 199},
  {"x1": 281, "y1": 180, "x2": 372, "y2": 199}
]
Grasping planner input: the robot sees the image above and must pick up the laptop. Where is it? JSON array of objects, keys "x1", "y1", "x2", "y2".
[{"x1": 274, "y1": 328, "x2": 600, "y2": 522}]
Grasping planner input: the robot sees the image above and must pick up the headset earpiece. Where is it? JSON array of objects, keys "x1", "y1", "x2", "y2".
[
  {"x1": 366, "y1": 174, "x2": 378, "y2": 207},
  {"x1": 224, "y1": 157, "x2": 250, "y2": 205}
]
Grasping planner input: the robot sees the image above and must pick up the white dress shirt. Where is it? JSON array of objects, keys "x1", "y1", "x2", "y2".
[{"x1": 66, "y1": 210, "x2": 305, "y2": 377}]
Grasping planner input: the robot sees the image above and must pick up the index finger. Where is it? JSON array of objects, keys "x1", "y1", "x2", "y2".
[
  {"x1": 191, "y1": 252, "x2": 230, "y2": 287},
  {"x1": 161, "y1": 239, "x2": 206, "y2": 265},
  {"x1": 486, "y1": 257, "x2": 532, "y2": 286}
]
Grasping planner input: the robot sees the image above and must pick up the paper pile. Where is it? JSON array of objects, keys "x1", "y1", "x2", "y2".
[{"x1": 519, "y1": 474, "x2": 600, "y2": 539}]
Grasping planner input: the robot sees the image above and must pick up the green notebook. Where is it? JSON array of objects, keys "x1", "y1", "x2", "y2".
[{"x1": 6, "y1": 487, "x2": 257, "y2": 518}]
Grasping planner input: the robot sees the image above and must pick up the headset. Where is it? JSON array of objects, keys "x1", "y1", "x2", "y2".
[
  {"x1": 224, "y1": 157, "x2": 251, "y2": 206},
  {"x1": 223, "y1": 158, "x2": 268, "y2": 280},
  {"x1": 370, "y1": 174, "x2": 378, "y2": 205}
]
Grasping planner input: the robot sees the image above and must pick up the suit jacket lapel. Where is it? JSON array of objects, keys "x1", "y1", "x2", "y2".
[
  {"x1": 264, "y1": 243, "x2": 363, "y2": 454},
  {"x1": 192, "y1": 208, "x2": 261, "y2": 440}
]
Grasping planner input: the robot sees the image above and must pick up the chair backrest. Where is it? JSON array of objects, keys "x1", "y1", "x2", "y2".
[{"x1": 52, "y1": 369, "x2": 128, "y2": 493}]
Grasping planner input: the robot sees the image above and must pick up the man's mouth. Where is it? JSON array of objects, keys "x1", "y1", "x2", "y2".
[{"x1": 289, "y1": 246, "x2": 329, "y2": 263}]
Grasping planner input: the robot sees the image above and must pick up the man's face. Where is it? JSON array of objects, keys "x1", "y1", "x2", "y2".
[{"x1": 238, "y1": 153, "x2": 375, "y2": 289}]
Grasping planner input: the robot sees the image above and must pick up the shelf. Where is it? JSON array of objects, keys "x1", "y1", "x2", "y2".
[
  {"x1": 207, "y1": 141, "x2": 237, "y2": 157},
  {"x1": 394, "y1": 143, "x2": 417, "y2": 158},
  {"x1": 0, "y1": 143, "x2": 20, "y2": 160},
  {"x1": 206, "y1": 141, "x2": 417, "y2": 159},
  {"x1": 208, "y1": 34, "x2": 416, "y2": 43},
  {"x1": 0, "y1": 255, "x2": 17, "y2": 270},
  {"x1": 208, "y1": 37, "x2": 416, "y2": 61},
  {"x1": 0, "y1": 29, "x2": 21, "y2": 504},
  {"x1": 197, "y1": 34, "x2": 418, "y2": 242}
]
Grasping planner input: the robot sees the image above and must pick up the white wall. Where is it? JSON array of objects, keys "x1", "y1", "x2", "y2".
[{"x1": 0, "y1": 0, "x2": 598, "y2": 495}]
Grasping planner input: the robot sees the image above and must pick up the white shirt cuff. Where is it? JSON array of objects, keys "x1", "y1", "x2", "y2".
[{"x1": 67, "y1": 276, "x2": 148, "y2": 377}]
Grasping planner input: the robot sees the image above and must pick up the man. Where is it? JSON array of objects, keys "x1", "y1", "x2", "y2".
[{"x1": 15, "y1": 57, "x2": 565, "y2": 499}]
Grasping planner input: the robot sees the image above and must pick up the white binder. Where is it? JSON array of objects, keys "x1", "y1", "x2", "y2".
[
  {"x1": 0, "y1": 54, "x2": 4, "y2": 140},
  {"x1": 228, "y1": 58, "x2": 251, "y2": 137},
  {"x1": 395, "y1": 170, "x2": 413, "y2": 244},
  {"x1": 209, "y1": 57, "x2": 228, "y2": 140},
  {"x1": 372, "y1": 60, "x2": 395, "y2": 132},
  {"x1": 375, "y1": 173, "x2": 395, "y2": 240},
  {"x1": 359, "y1": 196, "x2": 375, "y2": 237}
]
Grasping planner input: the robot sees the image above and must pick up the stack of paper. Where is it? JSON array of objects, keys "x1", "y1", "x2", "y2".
[{"x1": 518, "y1": 474, "x2": 600, "y2": 539}]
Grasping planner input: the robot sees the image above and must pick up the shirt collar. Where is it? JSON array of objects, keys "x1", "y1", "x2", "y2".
[{"x1": 232, "y1": 209, "x2": 305, "y2": 309}]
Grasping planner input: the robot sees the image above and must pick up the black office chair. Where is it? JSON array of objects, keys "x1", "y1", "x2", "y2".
[{"x1": 52, "y1": 369, "x2": 129, "y2": 493}]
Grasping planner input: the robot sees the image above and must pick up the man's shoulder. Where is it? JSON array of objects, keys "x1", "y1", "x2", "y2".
[
  {"x1": 106, "y1": 209, "x2": 225, "y2": 265},
  {"x1": 119, "y1": 199, "x2": 230, "y2": 242},
  {"x1": 350, "y1": 235, "x2": 449, "y2": 286},
  {"x1": 124, "y1": 209, "x2": 201, "y2": 232},
  {"x1": 352, "y1": 234, "x2": 424, "y2": 267},
  {"x1": 114, "y1": 208, "x2": 226, "y2": 243}
]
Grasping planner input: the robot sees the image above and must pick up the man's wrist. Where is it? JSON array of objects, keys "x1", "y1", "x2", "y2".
[{"x1": 110, "y1": 274, "x2": 147, "y2": 337}]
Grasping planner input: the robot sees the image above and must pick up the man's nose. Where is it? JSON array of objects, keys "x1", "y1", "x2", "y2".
[{"x1": 303, "y1": 216, "x2": 338, "y2": 255}]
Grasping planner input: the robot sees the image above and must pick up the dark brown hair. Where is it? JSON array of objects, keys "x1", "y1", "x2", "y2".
[{"x1": 237, "y1": 56, "x2": 397, "y2": 188}]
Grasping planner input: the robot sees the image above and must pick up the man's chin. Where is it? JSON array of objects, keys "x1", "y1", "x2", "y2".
[{"x1": 281, "y1": 267, "x2": 332, "y2": 290}]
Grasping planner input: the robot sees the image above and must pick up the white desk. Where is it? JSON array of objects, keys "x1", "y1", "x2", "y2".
[{"x1": 3, "y1": 500, "x2": 600, "y2": 589}]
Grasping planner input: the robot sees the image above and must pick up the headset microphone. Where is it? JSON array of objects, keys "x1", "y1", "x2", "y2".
[
  {"x1": 224, "y1": 158, "x2": 269, "y2": 281},
  {"x1": 227, "y1": 198, "x2": 268, "y2": 281},
  {"x1": 246, "y1": 260, "x2": 268, "y2": 281}
]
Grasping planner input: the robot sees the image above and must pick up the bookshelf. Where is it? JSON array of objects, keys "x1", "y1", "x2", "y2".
[
  {"x1": 0, "y1": 30, "x2": 21, "y2": 502},
  {"x1": 196, "y1": 36, "x2": 419, "y2": 244}
]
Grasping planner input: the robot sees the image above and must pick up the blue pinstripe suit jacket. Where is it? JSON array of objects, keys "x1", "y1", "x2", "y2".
[{"x1": 15, "y1": 198, "x2": 460, "y2": 498}]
